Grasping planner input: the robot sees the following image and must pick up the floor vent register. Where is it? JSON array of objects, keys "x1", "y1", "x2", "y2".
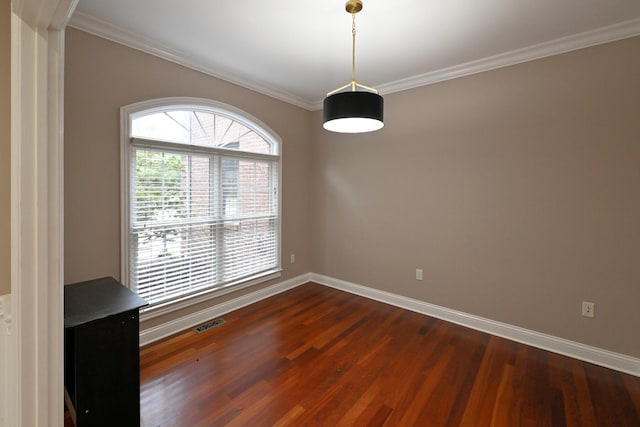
[{"x1": 194, "y1": 318, "x2": 226, "y2": 334}]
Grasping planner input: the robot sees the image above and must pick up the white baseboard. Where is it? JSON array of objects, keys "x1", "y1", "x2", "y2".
[
  {"x1": 310, "y1": 273, "x2": 640, "y2": 377},
  {"x1": 139, "y1": 273, "x2": 311, "y2": 346},
  {"x1": 139, "y1": 272, "x2": 640, "y2": 377}
]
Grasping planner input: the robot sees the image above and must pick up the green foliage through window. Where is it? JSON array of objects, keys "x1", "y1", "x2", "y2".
[{"x1": 135, "y1": 150, "x2": 186, "y2": 222}]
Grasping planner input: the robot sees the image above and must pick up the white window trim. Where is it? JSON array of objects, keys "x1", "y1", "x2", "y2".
[{"x1": 120, "y1": 97, "x2": 282, "y2": 318}]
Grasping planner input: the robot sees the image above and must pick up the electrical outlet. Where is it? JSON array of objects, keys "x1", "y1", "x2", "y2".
[
  {"x1": 290, "y1": 254, "x2": 295, "y2": 264},
  {"x1": 416, "y1": 269, "x2": 423, "y2": 281},
  {"x1": 582, "y1": 301, "x2": 595, "y2": 318}
]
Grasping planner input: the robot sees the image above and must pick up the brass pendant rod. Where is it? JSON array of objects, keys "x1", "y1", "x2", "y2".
[
  {"x1": 351, "y1": 11, "x2": 356, "y2": 91},
  {"x1": 325, "y1": 0, "x2": 379, "y2": 97}
]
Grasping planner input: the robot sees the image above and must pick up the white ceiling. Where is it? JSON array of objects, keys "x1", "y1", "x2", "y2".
[{"x1": 70, "y1": 0, "x2": 640, "y2": 110}]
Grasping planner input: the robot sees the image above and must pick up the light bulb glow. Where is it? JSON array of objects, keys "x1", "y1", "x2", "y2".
[{"x1": 323, "y1": 117, "x2": 384, "y2": 133}]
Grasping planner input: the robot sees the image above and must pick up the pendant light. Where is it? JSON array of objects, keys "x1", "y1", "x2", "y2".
[{"x1": 323, "y1": 0, "x2": 384, "y2": 133}]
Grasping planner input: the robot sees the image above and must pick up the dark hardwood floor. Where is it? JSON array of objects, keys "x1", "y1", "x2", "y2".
[
  {"x1": 67, "y1": 282, "x2": 640, "y2": 426},
  {"x1": 136, "y1": 283, "x2": 640, "y2": 426}
]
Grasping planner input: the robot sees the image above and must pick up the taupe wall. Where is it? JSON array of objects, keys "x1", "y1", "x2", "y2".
[
  {"x1": 0, "y1": 0, "x2": 10, "y2": 295},
  {"x1": 66, "y1": 26, "x2": 639, "y2": 357},
  {"x1": 311, "y1": 36, "x2": 640, "y2": 357},
  {"x1": 64, "y1": 28, "x2": 312, "y2": 327}
]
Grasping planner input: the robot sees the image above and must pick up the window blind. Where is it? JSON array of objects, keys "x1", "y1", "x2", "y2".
[{"x1": 125, "y1": 106, "x2": 280, "y2": 307}]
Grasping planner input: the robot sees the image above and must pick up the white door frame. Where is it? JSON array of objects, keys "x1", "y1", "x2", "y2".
[{"x1": 9, "y1": 0, "x2": 76, "y2": 425}]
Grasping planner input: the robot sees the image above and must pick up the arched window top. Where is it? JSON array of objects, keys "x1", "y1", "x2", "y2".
[
  {"x1": 120, "y1": 97, "x2": 281, "y2": 309},
  {"x1": 124, "y1": 97, "x2": 280, "y2": 156}
]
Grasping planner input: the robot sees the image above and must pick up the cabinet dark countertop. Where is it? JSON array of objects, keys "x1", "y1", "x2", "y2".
[
  {"x1": 64, "y1": 276, "x2": 148, "y2": 328},
  {"x1": 64, "y1": 276, "x2": 148, "y2": 426}
]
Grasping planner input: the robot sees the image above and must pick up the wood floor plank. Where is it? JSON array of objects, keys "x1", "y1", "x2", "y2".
[
  {"x1": 125, "y1": 282, "x2": 640, "y2": 426},
  {"x1": 489, "y1": 363, "x2": 515, "y2": 427},
  {"x1": 459, "y1": 336, "x2": 517, "y2": 426}
]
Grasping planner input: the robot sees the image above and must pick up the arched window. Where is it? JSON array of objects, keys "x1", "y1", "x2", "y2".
[{"x1": 121, "y1": 98, "x2": 281, "y2": 311}]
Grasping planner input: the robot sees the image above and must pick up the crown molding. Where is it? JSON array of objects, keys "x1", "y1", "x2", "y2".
[
  {"x1": 69, "y1": 11, "x2": 640, "y2": 111},
  {"x1": 375, "y1": 17, "x2": 640, "y2": 98},
  {"x1": 68, "y1": 11, "x2": 317, "y2": 111}
]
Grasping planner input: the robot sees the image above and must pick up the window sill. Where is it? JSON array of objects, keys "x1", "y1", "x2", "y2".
[{"x1": 139, "y1": 269, "x2": 283, "y2": 321}]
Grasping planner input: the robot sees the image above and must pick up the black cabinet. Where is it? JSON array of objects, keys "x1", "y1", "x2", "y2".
[{"x1": 64, "y1": 277, "x2": 148, "y2": 426}]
